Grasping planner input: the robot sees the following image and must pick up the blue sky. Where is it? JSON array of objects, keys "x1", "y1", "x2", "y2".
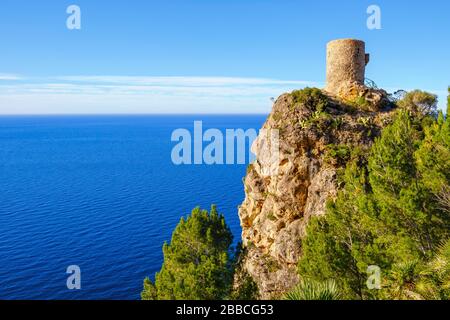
[{"x1": 0, "y1": 0, "x2": 448, "y2": 114}]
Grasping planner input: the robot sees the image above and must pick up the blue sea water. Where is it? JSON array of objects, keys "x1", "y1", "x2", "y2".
[{"x1": 0, "y1": 115, "x2": 266, "y2": 300}]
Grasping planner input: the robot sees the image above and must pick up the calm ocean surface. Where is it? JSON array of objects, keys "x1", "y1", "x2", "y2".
[{"x1": 0, "y1": 115, "x2": 266, "y2": 300}]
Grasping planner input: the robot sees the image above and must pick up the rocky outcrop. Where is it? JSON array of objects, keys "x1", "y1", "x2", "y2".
[{"x1": 237, "y1": 87, "x2": 396, "y2": 298}]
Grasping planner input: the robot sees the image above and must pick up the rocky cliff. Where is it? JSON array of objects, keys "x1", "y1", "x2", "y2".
[{"x1": 237, "y1": 84, "x2": 397, "y2": 298}]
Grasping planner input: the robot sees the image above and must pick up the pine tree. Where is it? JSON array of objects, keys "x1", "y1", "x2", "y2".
[
  {"x1": 415, "y1": 88, "x2": 450, "y2": 214},
  {"x1": 397, "y1": 90, "x2": 438, "y2": 118},
  {"x1": 298, "y1": 96, "x2": 450, "y2": 299},
  {"x1": 141, "y1": 206, "x2": 233, "y2": 300},
  {"x1": 367, "y1": 110, "x2": 447, "y2": 257}
]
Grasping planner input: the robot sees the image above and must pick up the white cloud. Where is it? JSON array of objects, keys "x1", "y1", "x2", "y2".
[
  {"x1": 56, "y1": 75, "x2": 317, "y2": 87},
  {"x1": 0, "y1": 73, "x2": 22, "y2": 81},
  {"x1": 0, "y1": 75, "x2": 320, "y2": 114}
]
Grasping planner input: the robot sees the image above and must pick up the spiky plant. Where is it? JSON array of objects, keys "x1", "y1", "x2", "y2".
[
  {"x1": 284, "y1": 279, "x2": 340, "y2": 300},
  {"x1": 383, "y1": 260, "x2": 424, "y2": 300},
  {"x1": 417, "y1": 239, "x2": 450, "y2": 300},
  {"x1": 384, "y1": 241, "x2": 450, "y2": 300}
]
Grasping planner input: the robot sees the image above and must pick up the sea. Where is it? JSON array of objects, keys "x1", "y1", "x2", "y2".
[{"x1": 0, "y1": 115, "x2": 266, "y2": 300}]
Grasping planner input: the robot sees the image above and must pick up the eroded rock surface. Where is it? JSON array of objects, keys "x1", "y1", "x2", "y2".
[{"x1": 237, "y1": 88, "x2": 395, "y2": 298}]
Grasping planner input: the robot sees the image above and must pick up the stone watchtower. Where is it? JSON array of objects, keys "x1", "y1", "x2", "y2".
[{"x1": 325, "y1": 39, "x2": 370, "y2": 95}]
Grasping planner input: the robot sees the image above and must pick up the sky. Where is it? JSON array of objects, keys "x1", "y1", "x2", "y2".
[{"x1": 0, "y1": 0, "x2": 448, "y2": 114}]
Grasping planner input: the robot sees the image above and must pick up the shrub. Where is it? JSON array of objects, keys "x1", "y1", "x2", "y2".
[
  {"x1": 230, "y1": 272, "x2": 259, "y2": 300},
  {"x1": 354, "y1": 96, "x2": 369, "y2": 109},
  {"x1": 324, "y1": 144, "x2": 351, "y2": 166},
  {"x1": 383, "y1": 239, "x2": 450, "y2": 300},
  {"x1": 291, "y1": 87, "x2": 329, "y2": 112},
  {"x1": 229, "y1": 243, "x2": 260, "y2": 300},
  {"x1": 397, "y1": 90, "x2": 438, "y2": 118}
]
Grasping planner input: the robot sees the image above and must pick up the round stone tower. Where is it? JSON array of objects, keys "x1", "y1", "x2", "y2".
[{"x1": 325, "y1": 39, "x2": 370, "y2": 95}]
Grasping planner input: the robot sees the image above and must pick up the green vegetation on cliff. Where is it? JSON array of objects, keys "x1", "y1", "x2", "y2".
[
  {"x1": 291, "y1": 87, "x2": 329, "y2": 112},
  {"x1": 142, "y1": 88, "x2": 449, "y2": 301},
  {"x1": 284, "y1": 279, "x2": 340, "y2": 300},
  {"x1": 298, "y1": 90, "x2": 450, "y2": 299},
  {"x1": 141, "y1": 206, "x2": 233, "y2": 300}
]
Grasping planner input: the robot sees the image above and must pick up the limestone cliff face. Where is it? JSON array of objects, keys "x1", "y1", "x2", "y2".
[{"x1": 237, "y1": 86, "x2": 395, "y2": 298}]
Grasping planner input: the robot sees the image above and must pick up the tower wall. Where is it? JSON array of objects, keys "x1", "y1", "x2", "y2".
[{"x1": 325, "y1": 39, "x2": 369, "y2": 95}]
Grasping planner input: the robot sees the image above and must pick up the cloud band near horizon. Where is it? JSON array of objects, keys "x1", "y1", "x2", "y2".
[
  {"x1": 0, "y1": 75, "x2": 320, "y2": 114},
  {"x1": 0, "y1": 75, "x2": 447, "y2": 115}
]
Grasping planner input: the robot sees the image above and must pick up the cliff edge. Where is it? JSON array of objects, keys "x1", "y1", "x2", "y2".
[{"x1": 237, "y1": 85, "x2": 396, "y2": 298}]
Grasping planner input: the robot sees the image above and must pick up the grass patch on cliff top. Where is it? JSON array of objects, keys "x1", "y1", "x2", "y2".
[{"x1": 291, "y1": 87, "x2": 329, "y2": 112}]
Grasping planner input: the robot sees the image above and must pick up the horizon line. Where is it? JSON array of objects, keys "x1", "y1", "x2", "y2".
[{"x1": 0, "y1": 112, "x2": 270, "y2": 116}]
